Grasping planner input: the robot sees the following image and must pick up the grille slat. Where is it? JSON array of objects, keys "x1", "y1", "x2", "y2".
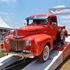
[{"x1": 9, "y1": 40, "x2": 24, "y2": 51}]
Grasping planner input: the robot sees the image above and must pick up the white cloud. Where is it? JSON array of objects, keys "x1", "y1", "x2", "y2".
[
  {"x1": 54, "y1": 5, "x2": 65, "y2": 8},
  {"x1": 0, "y1": 0, "x2": 16, "y2": 2},
  {"x1": 50, "y1": 5, "x2": 70, "y2": 14}
]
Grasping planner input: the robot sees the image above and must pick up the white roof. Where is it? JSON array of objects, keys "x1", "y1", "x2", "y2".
[{"x1": 0, "y1": 17, "x2": 12, "y2": 29}]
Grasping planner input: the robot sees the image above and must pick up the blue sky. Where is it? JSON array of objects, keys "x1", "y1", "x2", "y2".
[
  {"x1": 0, "y1": 0, "x2": 70, "y2": 19},
  {"x1": 0, "y1": 0, "x2": 70, "y2": 31}
]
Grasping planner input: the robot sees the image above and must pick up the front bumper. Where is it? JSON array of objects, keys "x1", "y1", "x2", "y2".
[{"x1": 9, "y1": 50, "x2": 34, "y2": 58}]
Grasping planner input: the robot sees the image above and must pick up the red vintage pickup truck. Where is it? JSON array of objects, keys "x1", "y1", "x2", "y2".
[{"x1": 4, "y1": 14, "x2": 67, "y2": 62}]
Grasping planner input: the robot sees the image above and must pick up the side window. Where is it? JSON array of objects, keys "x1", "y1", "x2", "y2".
[
  {"x1": 27, "y1": 19, "x2": 33, "y2": 25},
  {"x1": 29, "y1": 20, "x2": 33, "y2": 25}
]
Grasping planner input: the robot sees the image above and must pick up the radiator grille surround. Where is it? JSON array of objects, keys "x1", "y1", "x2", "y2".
[{"x1": 9, "y1": 39, "x2": 24, "y2": 51}]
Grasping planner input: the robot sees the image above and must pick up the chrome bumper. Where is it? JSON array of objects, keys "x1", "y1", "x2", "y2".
[{"x1": 10, "y1": 50, "x2": 34, "y2": 58}]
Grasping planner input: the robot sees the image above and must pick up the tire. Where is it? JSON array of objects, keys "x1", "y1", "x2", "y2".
[{"x1": 39, "y1": 45, "x2": 50, "y2": 62}]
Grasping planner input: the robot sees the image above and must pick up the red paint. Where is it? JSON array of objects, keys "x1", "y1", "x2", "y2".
[{"x1": 4, "y1": 13, "x2": 68, "y2": 56}]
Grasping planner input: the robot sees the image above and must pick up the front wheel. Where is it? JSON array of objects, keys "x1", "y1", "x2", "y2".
[{"x1": 39, "y1": 45, "x2": 50, "y2": 62}]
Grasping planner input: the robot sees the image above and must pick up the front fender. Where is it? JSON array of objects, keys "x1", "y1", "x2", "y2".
[
  {"x1": 33, "y1": 34, "x2": 53, "y2": 56},
  {"x1": 23, "y1": 34, "x2": 53, "y2": 56}
]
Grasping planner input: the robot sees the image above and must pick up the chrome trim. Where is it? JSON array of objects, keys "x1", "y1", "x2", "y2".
[
  {"x1": 22, "y1": 50, "x2": 31, "y2": 53},
  {"x1": 14, "y1": 36, "x2": 24, "y2": 39}
]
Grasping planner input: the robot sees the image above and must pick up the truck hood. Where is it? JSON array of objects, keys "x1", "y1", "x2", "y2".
[{"x1": 13, "y1": 25, "x2": 47, "y2": 37}]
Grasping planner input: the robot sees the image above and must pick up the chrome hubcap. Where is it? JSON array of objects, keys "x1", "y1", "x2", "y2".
[{"x1": 43, "y1": 46, "x2": 49, "y2": 61}]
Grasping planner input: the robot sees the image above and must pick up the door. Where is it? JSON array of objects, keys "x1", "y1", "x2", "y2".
[{"x1": 48, "y1": 16, "x2": 58, "y2": 40}]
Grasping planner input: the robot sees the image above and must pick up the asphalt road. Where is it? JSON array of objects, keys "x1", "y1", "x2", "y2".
[{"x1": 5, "y1": 56, "x2": 70, "y2": 70}]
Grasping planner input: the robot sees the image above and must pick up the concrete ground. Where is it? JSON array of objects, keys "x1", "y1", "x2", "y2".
[{"x1": 0, "y1": 51, "x2": 70, "y2": 70}]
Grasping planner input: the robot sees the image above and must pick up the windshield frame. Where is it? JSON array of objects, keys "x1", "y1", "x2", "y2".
[{"x1": 25, "y1": 16, "x2": 48, "y2": 25}]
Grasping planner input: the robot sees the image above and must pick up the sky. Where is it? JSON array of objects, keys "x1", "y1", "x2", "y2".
[{"x1": 0, "y1": 0, "x2": 70, "y2": 32}]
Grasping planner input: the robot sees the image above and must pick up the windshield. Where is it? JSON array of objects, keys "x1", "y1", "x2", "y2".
[{"x1": 25, "y1": 16, "x2": 48, "y2": 25}]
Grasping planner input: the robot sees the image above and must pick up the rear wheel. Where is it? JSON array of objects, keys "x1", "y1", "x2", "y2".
[{"x1": 39, "y1": 45, "x2": 50, "y2": 62}]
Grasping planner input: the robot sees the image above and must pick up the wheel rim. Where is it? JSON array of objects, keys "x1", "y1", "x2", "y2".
[{"x1": 43, "y1": 46, "x2": 49, "y2": 61}]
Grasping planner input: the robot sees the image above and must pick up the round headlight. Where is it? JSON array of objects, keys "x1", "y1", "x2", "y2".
[
  {"x1": 26, "y1": 40, "x2": 31, "y2": 46},
  {"x1": 5, "y1": 38, "x2": 9, "y2": 44}
]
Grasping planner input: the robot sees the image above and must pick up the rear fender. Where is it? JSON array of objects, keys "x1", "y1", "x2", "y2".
[{"x1": 62, "y1": 29, "x2": 68, "y2": 36}]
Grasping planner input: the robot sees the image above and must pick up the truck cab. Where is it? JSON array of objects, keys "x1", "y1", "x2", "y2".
[
  {"x1": 4, "y1": 14, "x2": 67, "y2": 62},
  {"x1": 25, "y1": 14, "x2": 58, "y2": 40}
]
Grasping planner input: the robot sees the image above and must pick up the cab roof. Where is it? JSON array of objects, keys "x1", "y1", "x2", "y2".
[
  {"x1": 25, "y1": 13, "x2": 56, "y2": 20},
  {"x1": 32, "y1": 13, "x2": 56, "y2": 17}
]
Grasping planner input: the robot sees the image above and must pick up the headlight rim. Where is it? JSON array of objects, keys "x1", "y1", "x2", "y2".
[
  {"x1": 4, "y1": 38, "x2": 9, "y2": 44},
  {"x1": 25, "y1": 40, "x2": 31, "y2": 46}
]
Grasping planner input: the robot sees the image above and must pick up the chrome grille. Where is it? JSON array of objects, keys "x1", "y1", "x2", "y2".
[{"x1": 9, "y1": 40, "x2": 24, "y2": 51}]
